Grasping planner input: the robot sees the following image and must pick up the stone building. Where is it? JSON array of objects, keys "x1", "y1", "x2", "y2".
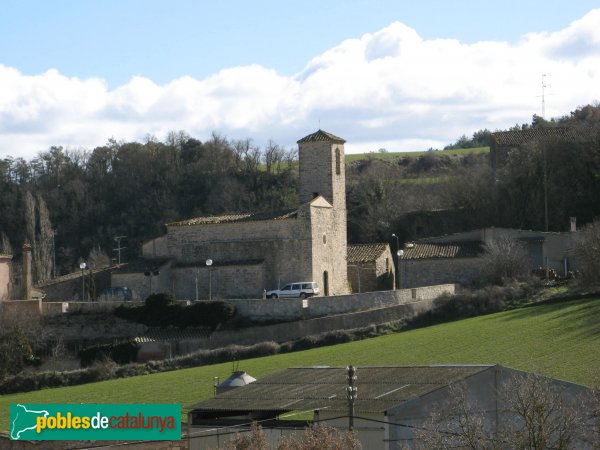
[
  {"x1": 116, "y1": 130, "x2": 352, "y2": 300},
  {"x1": 401, "y1": 227, "x2": 578, "y2": 288},
  {"x1": 0, "y1": 253, "x2": 12, "y2": 301},
  {"x1": 347, "y1": 243, "x2": 395, "y2": 293}
]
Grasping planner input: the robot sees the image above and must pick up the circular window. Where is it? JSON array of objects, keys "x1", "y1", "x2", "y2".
[{"x1": 323, "y1": 234, "x2": 327, "y2": 245}]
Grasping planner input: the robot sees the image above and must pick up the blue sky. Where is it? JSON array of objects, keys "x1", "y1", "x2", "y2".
[{"x1": 1, "y1": 1, "x2": 599, "y2": 157}]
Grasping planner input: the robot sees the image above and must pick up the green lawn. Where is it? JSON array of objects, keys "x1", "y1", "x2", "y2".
[
  {"x1": 1, "y1": 296, "x2": 599, "y2": 431},
  {"x1": 344, "y1": 146, "x2": 489, "y2": 163}
]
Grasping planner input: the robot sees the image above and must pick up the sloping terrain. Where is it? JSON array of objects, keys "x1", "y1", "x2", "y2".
[{"x1": 1, "y1": 296, "x2": 598, "y2": 430}]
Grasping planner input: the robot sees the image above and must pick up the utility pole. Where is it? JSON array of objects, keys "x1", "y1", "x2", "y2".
[
  {"x1": 346, "y1": 365, "x2": 357, "y2": 431},
  {"x1": 113, "y1": 236, "x2": 127, "y2": 265}
]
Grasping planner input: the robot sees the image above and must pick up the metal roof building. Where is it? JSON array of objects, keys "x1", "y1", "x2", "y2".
[{"x1": 187, "y1": 364, "x2": 590, "y2": 450}]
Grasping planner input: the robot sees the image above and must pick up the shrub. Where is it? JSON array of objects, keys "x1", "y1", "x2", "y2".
[
  {"x1": 114, "y1": 298, "x2": 235, "y2": 328},
  {"x1": 79, "y1": 341, "x2": 140, "y2": 367},
  {"x1": 145, "y1": 292, "x2": 175, "y2": 310}
]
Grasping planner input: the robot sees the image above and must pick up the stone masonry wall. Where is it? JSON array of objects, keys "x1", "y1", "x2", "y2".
[
  {"x1": 163, "y1": 218, "x2": 314, "y2": 293},
  {"x1": 226, "y1": 284, "x2": 455, "y2": 321},
  {"x1": 203, "y1": 295, "x2": 439, "y2": 349},
  {"x1": 0, "y1": 256, "x2": 11, "y2": 300},
  {"x1": 402, "y1": 258, "x2": 484, "y2": 288}
]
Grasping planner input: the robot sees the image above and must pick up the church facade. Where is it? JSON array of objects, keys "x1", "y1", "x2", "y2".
[{"x1": 114, "y1": 130, "x2": 351, "y2": 300}]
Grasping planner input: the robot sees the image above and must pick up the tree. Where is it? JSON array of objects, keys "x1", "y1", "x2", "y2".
[
  {"x1": 481, "y1": 236, "x2": 528, "y2": 285},
  {"x1": 500, "y1": 373, "x2": 582, "y2": 450},
  {"x1": 413, "y1": 373, "x2": 585, "y2": 450},
  {"x1": 573, "y1": 219, "x2": 600, "y2": 285},
  {"x1": 211, "y1": 423, "x2": 361, "y2": 450}
]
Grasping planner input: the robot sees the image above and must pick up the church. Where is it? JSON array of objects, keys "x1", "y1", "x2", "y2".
[{"x1": 112, "y1": 130, "x2": 374, "y2": 300}]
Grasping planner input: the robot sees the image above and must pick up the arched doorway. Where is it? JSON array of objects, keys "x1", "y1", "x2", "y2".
[{"x1": 323, "y1": 271, "x2": 329, "y2": 296}]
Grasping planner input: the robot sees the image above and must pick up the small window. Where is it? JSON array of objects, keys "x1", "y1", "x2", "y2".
[
  {"x1": 292, "y1": 284, "x2": 301, "y2": 290},
  {"x1": 335, "y1": 148, "x2": 341, "y2": 175},
  {"x1": 323, "y1": 234, "x2": 327, "y2": 245},
  {"x1": 386, "y1": 258, "x2": 390, "y2": 272},
  {"x1": 281, "y1": 285, "x2": 292, "y2": 291}
]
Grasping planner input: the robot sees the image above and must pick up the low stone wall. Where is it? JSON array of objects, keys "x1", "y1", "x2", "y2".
[
  {"x1": 40, "y1": 300, "x2": 192, "y2": 316},
  {"x1": 0, "y1": 299, "x2": 42, "y2": 320},
  {"x1": 195, "y1": 296, "x2": 438, "y2": 350},
  {"x1": 226, "y1": 284, "x2": 454, "y2": 321}
]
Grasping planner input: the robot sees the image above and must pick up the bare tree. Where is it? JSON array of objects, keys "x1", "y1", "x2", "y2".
[
  {"x1": 414, "y1": 373, "x2": 585, "y2": 450},
  {"x1": 573, "y1": 219, "x2": 600, "y2": 285},
  {"x1": 87, "y1": 245, "x2": 110, "y2": 269},
  {"x1": 277, "y1": 424, "x2": 362, "y2": 450},
  {"x1": 214, "y1": 422, "x2": 269, "y2": 450},
  {"x1": 211, "y1": 423, "x2": 361, "y2": 450},
  {"x1": 264, "y1": 140, "x2": 285, "y2": 174},
  {"x1": 481, "y1": 236, "x2": 528, "y2": 285},
  {"x1": 499, "y1": 373, "x2": 582, "y2": 450},
  {"x1": 413, "y1": 382, "x2": 499, "y2": 450}
]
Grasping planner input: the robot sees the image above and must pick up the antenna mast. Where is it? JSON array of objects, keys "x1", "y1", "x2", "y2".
[
  {"x1": 541, "y1": 73, "x2": 551, "y2": 119},
  {"x1": 113, "y1": 236, "x2": 127, "y2": 266}
]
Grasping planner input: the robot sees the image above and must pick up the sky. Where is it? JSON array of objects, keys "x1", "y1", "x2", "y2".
[{"x1": 1, "y1": 0, "x2": 599, "y2": 158}]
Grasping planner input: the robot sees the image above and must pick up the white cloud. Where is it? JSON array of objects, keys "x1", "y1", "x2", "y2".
[{"x1": 1, "y1": 9, "x2": 600, "y2": 159}]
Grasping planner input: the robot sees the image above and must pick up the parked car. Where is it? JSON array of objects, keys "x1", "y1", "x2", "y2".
[
  {"x1": 266, "y1": 282, "x2": 319, "y2": 299},
  {"x1": 98, "y1": 286, "x2": 133, "y2": 302}
]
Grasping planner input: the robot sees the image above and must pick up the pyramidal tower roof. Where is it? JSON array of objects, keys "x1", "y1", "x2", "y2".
[{"x1": 297, "y1": 129, "x2": 346, "y2": 144}]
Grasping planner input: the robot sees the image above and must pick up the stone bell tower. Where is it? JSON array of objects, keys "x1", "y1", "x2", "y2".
[{"x1": 297, "y1": 130, "x2": 348, "y2": 295}]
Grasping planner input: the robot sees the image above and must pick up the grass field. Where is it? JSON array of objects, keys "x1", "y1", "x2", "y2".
[
  {"x1": 344, "y1": 146, "x2": 489, "y2": 163},
  {"x1": 1, "y1": 296, "x2": 598, "y2": 431}
]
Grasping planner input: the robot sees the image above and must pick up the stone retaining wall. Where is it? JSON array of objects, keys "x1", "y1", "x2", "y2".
[{"x1": 226, "y1": 284, "x2": 454, "y2": 321}]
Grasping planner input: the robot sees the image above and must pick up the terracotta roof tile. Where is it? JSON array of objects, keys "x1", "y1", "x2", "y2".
[
  {"x1": 347, "y1": 243, "x2": 388, "y2": 263},
  {"x1": 167, "y1": 209, "x2": 297, "y2": 227},
  {"x1": 403, "y1": 242, "x2": 483, "y2": 260},
  {"x1": 297, "y1": 129, "x2": 346, "y2": 144},
  {"x1": 491, "y1": 127, "x2": 579, "y2": 147}
]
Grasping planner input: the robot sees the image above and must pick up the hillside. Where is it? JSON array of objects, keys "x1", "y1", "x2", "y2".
[
  {"x1": 1, "y1": 296, "x2": 599, "y2": 431},
  {"x1": 344, "y1": 146, "x2": 489, "y2": 163}
]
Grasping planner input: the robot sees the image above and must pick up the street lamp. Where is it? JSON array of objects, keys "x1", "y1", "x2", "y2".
[
  {"x1": 144, "y1": 269, "x2": 159, "y2": 296},
  {"x1": 397, "y1": 249, "x2": 404, "y2": 289},
  {"x1": 392, "y1": 234, "x2": 400, "y2": 289},
  {"x1": 79, "y1": 261, "x2": 86, "y2": 301},
  {"x1": 206, "y1": 259, "x2": 213, "y2": 301}
]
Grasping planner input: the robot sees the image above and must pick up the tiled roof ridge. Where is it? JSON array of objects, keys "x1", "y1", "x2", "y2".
[
  {"x1": 347, "y1": 242, "x2": 388, "y2": 263},
  {"x1": 404, "y1": 241, "x2": 483, "y2": 260},
  {"x1": 491, "y1": 126, "x2": 579, "y2": 146},
  {"x1": 297, "y1": 129, "x2": 346, "y2": 144},
  {"x1": 167, "y1": 208, "x2": 297, "y2": 227}
]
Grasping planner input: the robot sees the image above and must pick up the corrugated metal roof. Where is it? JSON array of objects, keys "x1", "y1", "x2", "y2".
[
  {"x1": 189, "y1": 365, "x2": 493, "y2": 414},
  {"x1": 297, "y1": 130, "x2": 346, "y2": 144},
  {"x1": 403, "y1": 242, "x2": 483, "y2": 260},
  {"x1": 491, "y1": 127, "x2": 579, "y2": 147},
  {"x1": 347, "y1": 243, "x2": 388, "y2": 263},
  {"x1": 166, "y1": 209, "x2": 297, "y2": 227}
]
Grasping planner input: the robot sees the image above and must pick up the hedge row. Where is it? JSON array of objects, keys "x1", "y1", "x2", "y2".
[
  {"x1": 114, "y1": 293, "x2": 235, "y2": 328},
  {"x1": 0, "y1": 324, "x2": 401, "y2": 395}
]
